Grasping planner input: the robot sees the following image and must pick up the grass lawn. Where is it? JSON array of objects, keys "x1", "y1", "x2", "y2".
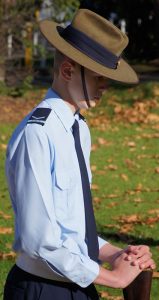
[{"x1": 0, "y1": 81, "x2": 159, "y2": 299}]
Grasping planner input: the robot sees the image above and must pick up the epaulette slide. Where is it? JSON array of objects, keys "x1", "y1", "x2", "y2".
[{"x1": 27, "y1": 108, "x2": 52, "y2": 126}]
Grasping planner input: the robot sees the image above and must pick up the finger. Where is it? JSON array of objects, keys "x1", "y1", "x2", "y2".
[
  {"x1": 150, "y1": 262, "x2": 156, "y2": 270},
  {"x1": 131, "y1": 254, "x2": 154, "y2": 270},
  {"x1": 124, "y1": 245, "x2": 139, "y2": 257},
  {"x1": 128, "y1": 245, "x2": 150, "y2": 257},
  {"x1": 139, "y1": 259, "x2": 156, "y2": 270}
]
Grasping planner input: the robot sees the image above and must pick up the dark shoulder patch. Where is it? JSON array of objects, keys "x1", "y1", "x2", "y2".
[
  {"x1": 79, "y1": 113, "x2": 86, "y2": 122},
  {"x1": 27, "y1": 108, "x2": 52, "y2": 126}
]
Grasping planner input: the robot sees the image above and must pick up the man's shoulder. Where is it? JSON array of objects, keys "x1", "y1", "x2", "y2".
[{"x1": 27, "y1": 107, "x2": 52, "y2": 127}]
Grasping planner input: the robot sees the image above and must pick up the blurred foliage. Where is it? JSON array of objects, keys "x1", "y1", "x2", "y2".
[
  {"x1": 52, "y1": 0, "x2": 80, "y2": 22},
  {"x1": 0, "y1": 0, "x2": 79, "y2": 86}
]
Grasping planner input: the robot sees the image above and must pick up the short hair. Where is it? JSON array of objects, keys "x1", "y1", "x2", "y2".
[{"x1": 53, "y1": 50, "x2": 67, "y2": 75}]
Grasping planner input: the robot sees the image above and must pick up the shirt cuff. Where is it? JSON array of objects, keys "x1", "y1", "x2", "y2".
[
  {"x1": 75, "y1": 255, "x2": 100, "y2": 287},
  {"x1": 98, "y1": 236, "x2": 108, "y2": 249}
]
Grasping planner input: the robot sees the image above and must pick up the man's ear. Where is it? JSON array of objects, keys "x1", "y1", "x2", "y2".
[{"x1": 60, "y1": 60, "x2": 75, "y2": 81}]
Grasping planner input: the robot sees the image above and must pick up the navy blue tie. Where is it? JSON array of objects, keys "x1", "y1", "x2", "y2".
[{"x1": 72, "y1": 119, "x2": 99, "y2": 262}]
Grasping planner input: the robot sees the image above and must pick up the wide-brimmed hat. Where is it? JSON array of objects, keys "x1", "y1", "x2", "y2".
[{"x1": 39, "y1": 9, "x2": 138, "y2": 83}]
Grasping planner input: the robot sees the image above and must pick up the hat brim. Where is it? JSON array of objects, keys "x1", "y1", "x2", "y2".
[{"x1": 39, "y1": 20, "x2": 139, "y2": 84}]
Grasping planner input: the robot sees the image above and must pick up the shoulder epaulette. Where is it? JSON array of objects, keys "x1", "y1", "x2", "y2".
[
  {"x1": 79, "y1": 113, "x2": 86, "y2": 122},
  {"x1": 27, "y1": 108, "x2": 52, "y2": 126}
]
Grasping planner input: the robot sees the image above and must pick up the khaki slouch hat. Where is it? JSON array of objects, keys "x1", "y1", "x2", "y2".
[{"x1": 39, "y1": 9, "x2": 138, "y2": 84}]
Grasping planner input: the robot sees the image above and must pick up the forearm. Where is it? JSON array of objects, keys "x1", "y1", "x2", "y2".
[
  {"x1": 99, "y1": 243, "x2": 123, "y2": 264},
  {"x1": 94, "y1": 253, "x2": 141, "y2": 289},
  {"x1": 94, "y1": 265, "x2": 120, "y2": 288}
]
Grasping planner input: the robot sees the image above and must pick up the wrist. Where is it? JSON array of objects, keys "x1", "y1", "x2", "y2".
[{"x1": 94, "y1": 266, "x2": 123, "y2": 288}]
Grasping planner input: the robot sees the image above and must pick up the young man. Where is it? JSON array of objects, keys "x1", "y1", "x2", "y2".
[{"x1": 3, "y1": 9, "x2": 155, "y2": 300}]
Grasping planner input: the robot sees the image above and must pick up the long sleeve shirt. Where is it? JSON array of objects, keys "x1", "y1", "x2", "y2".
[{"x1": 5, "y1": 88, "x2": 107, "y2": 288}]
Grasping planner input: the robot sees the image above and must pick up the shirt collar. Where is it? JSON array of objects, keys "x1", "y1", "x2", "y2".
[{"x1": 44, "y1": 88, "x2": 75, "y2": 131}]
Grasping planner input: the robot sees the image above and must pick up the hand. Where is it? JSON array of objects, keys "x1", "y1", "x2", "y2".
[
  {"x1": 94, "y1": 252, "x2": 142, "y2": 289},
  {"x1": 111, "y1": 251, "x2": 142, "y2": 288},
  {"x1": 124, "y1": 245, "x2": 156, "y2": 270}
]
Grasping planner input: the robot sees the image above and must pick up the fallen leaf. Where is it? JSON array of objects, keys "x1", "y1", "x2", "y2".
[
  {"x1": 104, "y1": 224, "x2": 119, "y2": 229},
  {"x1": 93, "y1": 197, "x2": 101, "y2": 205},
  {"x1": 0, "y1": 210, "x2": 12, "y2": 219},
  {"x1": 96, "y1": 170, "x2": 106, "y2": 175},
  {"x1": 147, "y1": 114, "x2": 159, "y2": 122},
  {"x1": 120, "y1": 174, "x2": 129, "y2": 181},
  {"x1": 116, "y1": 214, "x2": 142, "y2": 224},
  {"x1": 125, "y1": 159, "x2": 135, "y2": 169},
  {"x1": 0, "y1": 251, "x2": 16, "y2": 260},
  {"x1": 0, "y1": 227, "x2": 13, "y2": 234},
  {"x1": 119, "y1": 223, "x2": 134, "y2": 233},
  {"x1": 144, "y1": 216, "x2": 159, "y2": 225},
  {"x1": 114, "y1": 105, "x2": 122, "y2": 113},
  {"x1": 148, "y1": 209, "x2": 159, "y2": 214},
  {"x1": 107, "y1": 164, "x2": 118, "y2": 171},
  {"x1": 135, "y1": 183, "x2": 143, "y2": 191},
  {"x1": 91, "y1": 184, "x2": 99, "y2": 190},
  {"x1": 133, "y1": 197, "x2": 143, "y2": 203},
  {"x1": 91, "y1": 165, "x2": 97, "y2": 171},
  {"x1": 127, "y1": 141, "x2": 136, "y2": 147},
  {"x1": 0, "y1": 144, "x2": 7, "y2": 150},
  {"x1": 91, "y1": 144, "x2": 98, "y2": 151},
  {"x1": 1, "y1": 135, "x2": 7, "y2": 141},
  {"x1": 99, "y1": 291, "x2": 110, "y2": 299},
  {"x1": 153, "y1": 86, "x2": 159, "y2": 96},
  {"x1": 107, "y1": 201, "x2": 119, "y2": 208},
  {"x1": 155, "y1": 167, "x2": 159, "y2": 174},
  {"x1": 97, "y1": 137, "x2": 110, "y2": 145}
]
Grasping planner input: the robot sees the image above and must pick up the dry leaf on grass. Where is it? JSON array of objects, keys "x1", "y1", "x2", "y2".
[
  {"x1": 91, "y1": 184, "x2": 99, "y2": 190},
  {"x1": 0, "y1": 210, "x2": 12, "y2": 219},
  {"x1": 105, "y1": 194, "x2": 119, "y2": 199},
  {"x1": 119, "y1": 223, "x2": 134, "y2": 234},
  {"x1": 107, "y1": 164, "x2": 118, "y2": 171},
  {"x1": 91, "y1": 165, "x2": 97, "y2": 171},
  {"x1": 155, "y1": 167, "x2": 159, "y2": 174},
  {"x1": 107, "y1": 201, "x2": 119, "y2": 208},
  {"x1": 0, "y1": 251, "x2": 16, "y2": 260},
  {"x1": 91, "y1": 144, "x2": 98, "y2": 151},
  {"x1": 0, "y1": 227, "x2": 13, "y2": 234},
  {"x1": 99, "y1": 290, "x2": 123, "y2": 300},
  {"x1": 127, "y1": 141, "x2": 136, "y2": 148},
  {"x1": 120, "y1": 174, "x2": 129, "y2": 181},
  {"x1": 0, "y1": 144, "x2": 7, "y2": 150}
]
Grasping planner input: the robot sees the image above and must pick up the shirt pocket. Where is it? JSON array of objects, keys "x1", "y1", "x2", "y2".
[{"x1": 54, "y1": 169, "x2": 77, "y2": 219}]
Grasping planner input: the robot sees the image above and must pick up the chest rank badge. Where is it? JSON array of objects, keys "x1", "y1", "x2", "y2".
[{"x1": 27, "y1": 108, "x2": 52, "y2": 126}]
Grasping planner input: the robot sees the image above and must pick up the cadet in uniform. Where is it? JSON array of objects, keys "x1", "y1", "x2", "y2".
[{"x1": 3, "y1": 9, "x2": 155, "y2": 300}]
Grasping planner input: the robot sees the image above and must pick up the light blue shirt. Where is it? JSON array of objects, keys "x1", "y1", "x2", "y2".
[{"x1": 6, "y1": 88, "x2": 107, "y2": 287}]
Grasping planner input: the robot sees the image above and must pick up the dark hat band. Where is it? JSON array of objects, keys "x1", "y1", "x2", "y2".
[{"x1": 58, "y1": 25, "x2": 120, "y2": 69}]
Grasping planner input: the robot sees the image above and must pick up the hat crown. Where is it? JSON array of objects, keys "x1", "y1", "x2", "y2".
[{"x1": 72, "y1": 9, "x2": 128, "y2": 56}]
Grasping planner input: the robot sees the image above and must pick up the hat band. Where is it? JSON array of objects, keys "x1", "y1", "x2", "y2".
[{"x1": 58, "y1": 25, "x2": 120, "y2": 69}]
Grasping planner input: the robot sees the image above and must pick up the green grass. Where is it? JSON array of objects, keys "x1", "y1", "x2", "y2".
[
  {"x1": 90, "y1": 123, "x2": 159, "y2": 299},
  {"x1": 0, "y1": 81, "x2": 159, "y2": 299}
]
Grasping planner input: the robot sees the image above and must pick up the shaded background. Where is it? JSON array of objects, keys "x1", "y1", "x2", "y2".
[{"x1": 0, "y1": 0, "x2": 159, "y2": 89}]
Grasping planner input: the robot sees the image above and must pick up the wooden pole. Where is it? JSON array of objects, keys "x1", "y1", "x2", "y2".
[{"x1": 123, "y1": 270, "x2": 153, "y2": 300}]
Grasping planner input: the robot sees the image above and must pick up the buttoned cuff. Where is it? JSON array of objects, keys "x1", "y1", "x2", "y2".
[{"x1": 74, "y1": 256, "x2": 100, "y2": 287}]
